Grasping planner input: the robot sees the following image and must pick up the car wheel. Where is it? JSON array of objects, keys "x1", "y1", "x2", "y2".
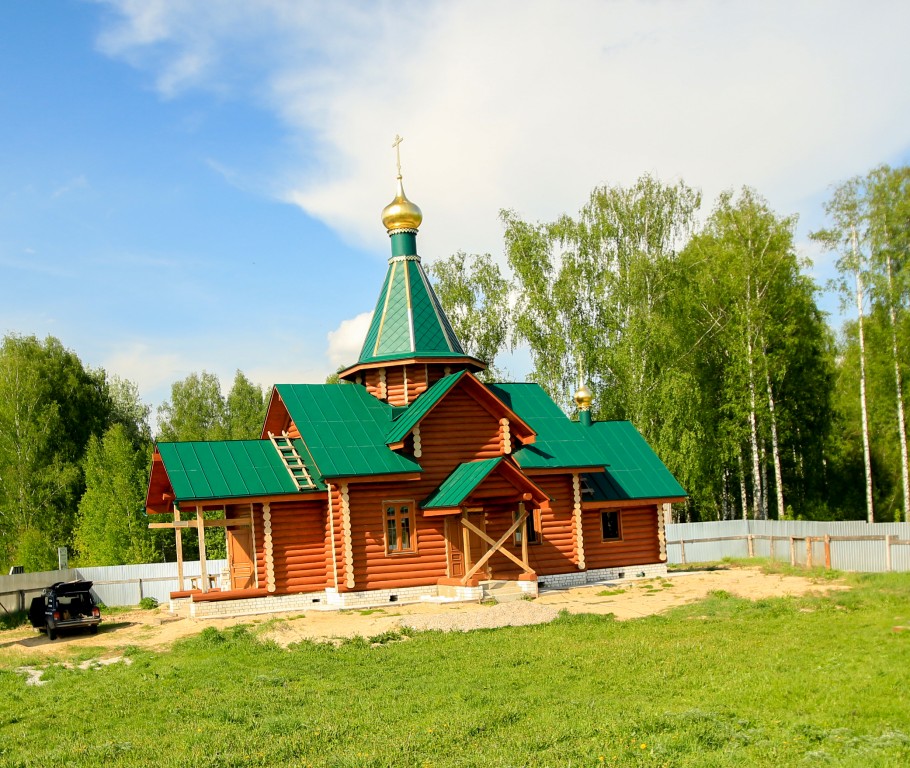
[
  {"x1": 46, "y1": 625, "x2": 56, "y2": 641},
  {"x1": 89, "y1": 625, "x2": 98, "y2": 635}
]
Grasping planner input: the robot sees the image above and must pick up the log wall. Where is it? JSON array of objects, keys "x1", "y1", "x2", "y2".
[
  {"x1": 583, "y1": 505, "x2": 661, "y2": 567},
  {"x1": 250, "y1": 499, "x2": 330, "y2": 594}
]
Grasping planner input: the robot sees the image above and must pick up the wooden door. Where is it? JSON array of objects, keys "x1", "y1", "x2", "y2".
[
  {"x1": 445, "y1": 517, "x2": 465, "y2": 578},
  {"x1": 227, "y1": 527, "x2": 255, "y2": 590}
]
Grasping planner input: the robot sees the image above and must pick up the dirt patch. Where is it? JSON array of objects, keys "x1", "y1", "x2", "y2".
[{"x1": 0, "y1": 566, "x2": 845, "y2": 658}]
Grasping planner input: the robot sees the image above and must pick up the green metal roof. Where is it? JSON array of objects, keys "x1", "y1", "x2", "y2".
[
  {"x1": 385, "y1": 371, "x2": 464, "y2": 444},
  {"x1": 157, "y1": 440, "x2": 324, "y2": 503},
  {"x1": 421, "y1": 458, "x2": 503, "y2": 509},
  {"x1": 581, "y1": 421, "x2": 687, "y2": 501},
  {"x1": 276, "y1": 384, "x2": 422, "y2": 478},
  {"x1": 486, "y1": 383, "x2": 604, "y2": 469},
  {"x1": 357, "y1": 256, "x2": 467, "y2": 365}
]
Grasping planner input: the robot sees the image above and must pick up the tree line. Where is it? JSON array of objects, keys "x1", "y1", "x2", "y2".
[
  {"x1": 1, "y1": 163, "x2": 906, "y2": 571},
  {"x1": 429, "y1": 165, "x2": 910, "y2": 524}
]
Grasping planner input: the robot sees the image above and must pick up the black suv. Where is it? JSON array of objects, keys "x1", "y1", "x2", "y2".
[{"x1": 29, "y1": 580, "x2": 102, "y2": 640}]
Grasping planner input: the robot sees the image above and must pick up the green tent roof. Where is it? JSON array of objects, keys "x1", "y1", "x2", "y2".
[
  {"x1": 357, "y1": 256, "x2": 468, "y2": 365},
  {"x1": 421, "y1": 458, "x2": 503, "y2": 509},
  {"x1": 157, "y1": 440, "x2": 324, "y2": 503},
  {"x1": 486, "y1": 383, "x2": 603, "y2": 469},
  {"x1": 580, "y1": 421, "x2": 687, "y2": 501},
  {"x1": 276, "y1": 384, "x2": 422, "y2": 479}
]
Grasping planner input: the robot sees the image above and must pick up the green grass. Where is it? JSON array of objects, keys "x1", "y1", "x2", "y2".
[{"x1": 1, "y1": 573, "x2": 908, "y2": 767}]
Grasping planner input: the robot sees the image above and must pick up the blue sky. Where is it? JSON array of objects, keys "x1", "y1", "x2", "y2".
[{"x1": 2, "y1": 1, "x2": 909, "y2": 427}]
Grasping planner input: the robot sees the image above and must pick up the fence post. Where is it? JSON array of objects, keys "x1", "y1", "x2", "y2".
[
  {"x1": 138, "y1": 578, "x2": 144, "y2": 602},
  {"x1": 770, "y1": 536, "x2": 775, "y2": 560},
  {"x1": 680, "y1": 539, "x2": 687, "y2": 565},
  {"x1": 824, "y1": 534, "x2": 831, "y2": 569},
  {"x1": 885, "y1": 535, "x2": 893, "y2": 572},
  {"x1": 806, "y1": 538, "x2": 813, "y2": 569},
  {"x1": 748, "y1": 535, "x2": 754, "y2": 558},
  {"x1": 789, "y1": 537, "x2": 796, "y2": 567}
]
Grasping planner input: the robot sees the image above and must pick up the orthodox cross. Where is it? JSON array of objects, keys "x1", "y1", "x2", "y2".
[{"x1": 392, "y1": 134, "x2": 403, "y2": 176}]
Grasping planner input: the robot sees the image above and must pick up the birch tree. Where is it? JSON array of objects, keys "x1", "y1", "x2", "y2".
[
  {"x1": 813, "y1": 179, "x2": 875, "y2": 522},
  {"x1": 866, "y1": 166, "x2": 910, "y2": 521},
  {"x1": 428, "y1": 252, "x2": 510, "y2": 381}
]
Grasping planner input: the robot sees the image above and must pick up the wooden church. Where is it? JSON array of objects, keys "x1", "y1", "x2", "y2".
[{"x1": 145, "y1": 157, "x2": 686, "y2": 618}]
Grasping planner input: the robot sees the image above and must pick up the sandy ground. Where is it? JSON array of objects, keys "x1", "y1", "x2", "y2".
[{"x1": 0, "y1": 566, "x2": 844, "y2": 661}]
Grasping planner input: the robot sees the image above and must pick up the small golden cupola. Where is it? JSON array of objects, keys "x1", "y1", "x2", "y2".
[
  {"x1": 381, "y1": 134, "x2": 423, "y2": 233},
  {"x1": 574, "y1": 383, "x2": 593, "y2": 426}
]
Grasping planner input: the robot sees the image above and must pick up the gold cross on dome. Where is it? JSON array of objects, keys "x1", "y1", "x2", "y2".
[{"x1": 392, "y1": 134, "x2": 403, "y2": 176}]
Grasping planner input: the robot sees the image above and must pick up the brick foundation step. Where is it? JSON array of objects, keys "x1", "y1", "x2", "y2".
[{"x1": 480, "y1": 580, "x2": 527, "y2": 603}]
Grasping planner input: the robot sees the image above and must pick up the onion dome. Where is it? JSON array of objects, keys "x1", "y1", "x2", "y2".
[
  {"x1": 573, "y1": 383, "x2": 593, "y2": 411},
  {"x1": 381, "y1": 176, "x2": 423, "y2": 233}
]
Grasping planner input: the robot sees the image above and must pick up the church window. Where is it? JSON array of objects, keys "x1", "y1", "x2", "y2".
[
  {"x1": 384, "y1": 501, "x2": 415, "y2": 554},
  {"x1": 600, "y1": 510, "x2": 622, "y2": 542},
  {"x1": 513, "y1": 508, "x2": 540, "y2": 545}
]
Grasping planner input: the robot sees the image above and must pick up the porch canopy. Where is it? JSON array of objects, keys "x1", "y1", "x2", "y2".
[{"x1": 421, "y1": 457, "x2": 551, "y2": 583}]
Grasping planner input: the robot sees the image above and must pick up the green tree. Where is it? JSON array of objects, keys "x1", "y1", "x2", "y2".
[
  {"x1": 108, "y1": 374, "x2": 152, "y2": 448},
  {"x1": 224, "y1": 370, "x2": 267, "y2": 440},
  {"x1": 74, "y1": 423, "x2": 158, "y2": 565},
  {"x1": 428, "y1": 252, "x2": 510, "y2": 380},
  {"x1": 0, "y1": 335, "x2": 112, "y2": 570},
  {"x1": 502, "y1": 175, "x2": 701, "y2": 415},
  {"x1": 156, "y1": 371, "x2": 227, "y2": 442}
]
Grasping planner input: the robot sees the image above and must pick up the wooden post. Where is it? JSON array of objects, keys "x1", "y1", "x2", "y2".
[
  {"x1": 679, "y1": 539, "x2": 686, "y2": 565},
  {"x1": 770, "y1": 535, "x2": 775, "y2": 560},
  {"x1": 806, "y1": 538, "x2": 813, "y2": 569},
  {"x1": 885, "y1": 534, "x2": 893, "y2": 572},
  {"x1": 196, "y1": 505, "x2": 209, "y2": 593},
  {"x1": 175, "y1": 506, "x2": 185, "y2": 591},
  {"x1": 462, "y1": 511, "x2": 472, "y2": 584},
  {"x1": 824, "y1": 534, "x2": 831, "y2": 569},
  {"x1": 520, "y1": 503, "x2": 529, "y2": 569},
  {"x1": 249, "y1": 503, "x2": 259, "y2": 589},
  {"x1": 747, "y1": 534, "x2": 754, "y2": 558},
  {"x1": 789, "y1": 537, "x2": 796, "y2": 567}
]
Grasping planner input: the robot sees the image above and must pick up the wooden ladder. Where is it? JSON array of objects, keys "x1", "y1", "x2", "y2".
[{"x1": 268, "y1": 431, "x2": 316, "y2": 490}]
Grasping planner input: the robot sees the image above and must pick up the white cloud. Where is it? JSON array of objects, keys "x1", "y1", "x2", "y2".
[
  {"x1": 327, "y1": 311, "x2": 372, "y2": 369},
  {"x1": 95, "y1": 0, "x2": 910, "y2": 259}
]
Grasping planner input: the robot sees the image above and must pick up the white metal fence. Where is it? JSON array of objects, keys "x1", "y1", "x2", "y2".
[
  {"x1": 0, "y1": 560, "x2": 227, "y2": 613},
  {"x1": 665, "y1": 520, "x2": 910, "y2": 572}
]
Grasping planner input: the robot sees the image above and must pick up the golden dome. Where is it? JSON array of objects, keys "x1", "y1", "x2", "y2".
[
  {"x1": 573, "y1": 383, "x2": 593, "y2": 410},
  {"x1": 381, "y1": 176, "x2": 423, "y2": 232}
]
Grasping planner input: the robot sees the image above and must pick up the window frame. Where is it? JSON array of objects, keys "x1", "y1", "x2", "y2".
[
  {"x1": 382, "y1": 499, "x2": 418, "y2": 555},
  {"x1": 600, "y1": 510, "x2": 623, "y2": 542},
  {"x1": 513, "y1": 507, "x2": 541, "y2": 546}
]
